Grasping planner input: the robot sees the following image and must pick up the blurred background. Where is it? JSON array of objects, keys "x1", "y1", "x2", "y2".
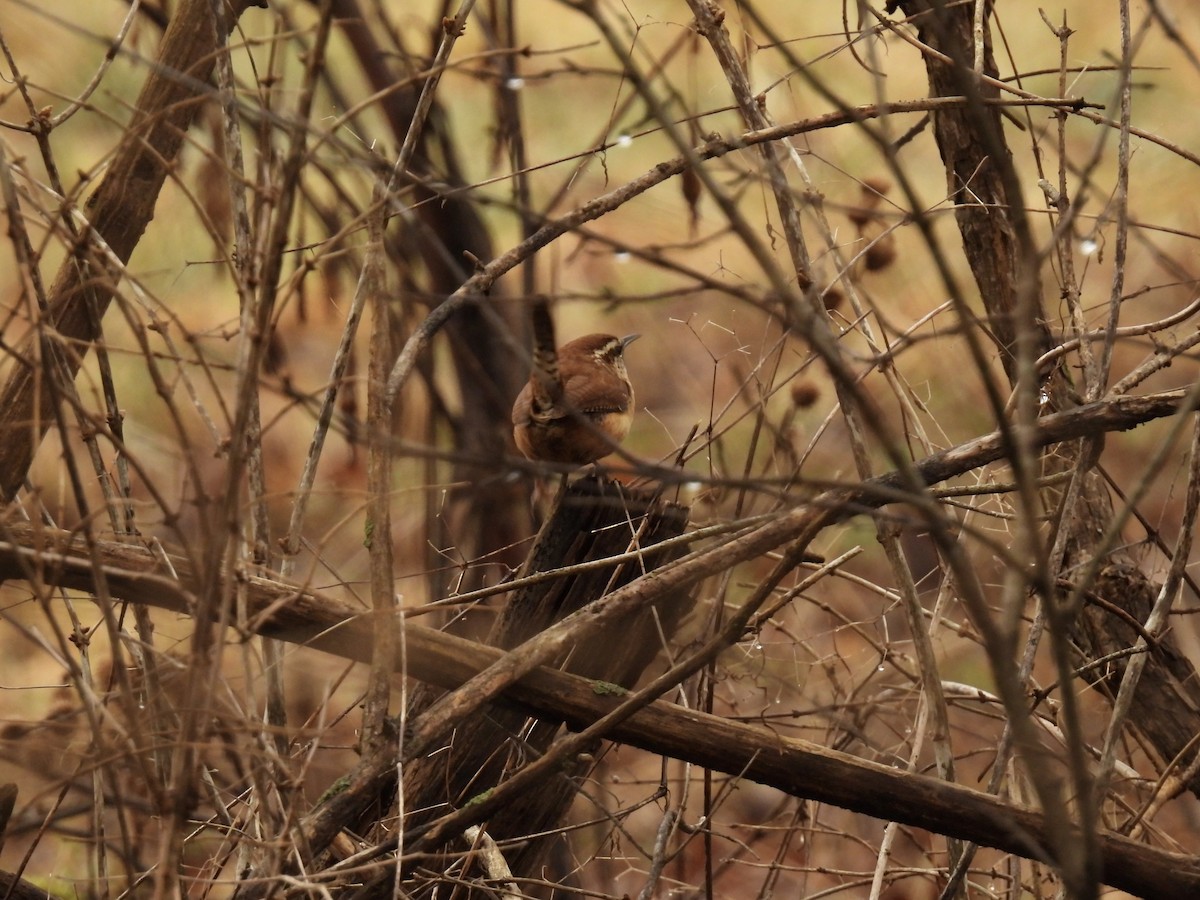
[{"x1": 1, "y1": 0, "x2": 1199, "y2": 897}]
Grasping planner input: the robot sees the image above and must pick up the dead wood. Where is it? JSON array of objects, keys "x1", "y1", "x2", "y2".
[
  {"x1": 332, "y1": 0, "x2": 532, "y2": 592},
  {"x1": 0, "y1": 0, "x2": 265, "y2": 503},
  {"x1": 0, "y1": 503, "x2": 1197, "y2": 897},
  {"x1": 0, "y1": 391, "x2": 1197, "y2": 896},
  {"x1": 393, "y1": 475, "x2": 692, "y2": 893},
  {"x1": 892, "y1": 0, "x2": 1200, "y2": 804}
]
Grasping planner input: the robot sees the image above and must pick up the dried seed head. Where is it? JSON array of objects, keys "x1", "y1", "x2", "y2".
[
  {"x1": 864, "y1": 233, "x2": 897, "y2": 271},
  {"x1": 790, "y1": 379, "x2": 820, "y2": 408},
  {"x1": 822, "y1": 285, "x2": 845, "y2": 311}
]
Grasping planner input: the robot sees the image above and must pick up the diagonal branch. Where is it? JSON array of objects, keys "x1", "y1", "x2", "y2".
[
  {"x1": 0, "y1": 390, "x2": 1192, "y2": 897},
  {"x1": 0, "y1": 0, "x2": 265, "y2": 503}
]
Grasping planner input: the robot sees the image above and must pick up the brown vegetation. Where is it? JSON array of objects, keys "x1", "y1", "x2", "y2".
[{"x1": 1, "y1": 1, "x2": 1199, "y2": 898}]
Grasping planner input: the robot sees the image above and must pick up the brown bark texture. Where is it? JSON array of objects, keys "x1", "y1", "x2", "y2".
[
  {"x1": 0, "y1": 0, "x2": 265, "y2": 503},
  {"x1": 1, "y1": 385, "x2": 1197, "y2": 897},
  {"x1": 333, "y1": 0, "x2": 532, "y2": 590},
  {"x1": 893, "y1": 0, "x2": 1200, "y2": 799},
  {"x1": 387, "y1": 476, "x2": 692, "y2": 894}
]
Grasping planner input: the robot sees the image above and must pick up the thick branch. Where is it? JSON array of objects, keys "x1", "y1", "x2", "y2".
[
  {"x1": 0, "y1": 390, "x2": 1193, "y2": 897},
  {"x1": 0, "y1": 0, "x2": 264, "y2": 502},
  {"x1": 0, "y1": 527, "x2": 1194, "y2": 897},
  {"x1": 894, "y1": 0, "x2": 1200, "y2": 813}
]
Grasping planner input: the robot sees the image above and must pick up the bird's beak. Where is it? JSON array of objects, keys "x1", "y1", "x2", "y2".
[{"x1": 620, "y1": 333, "x2": 641, "y2": 350}]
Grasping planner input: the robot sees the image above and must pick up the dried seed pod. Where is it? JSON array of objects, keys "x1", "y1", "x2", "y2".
[
  {"x1": 849, "y1": 176, "x2": 891, "y2": 227},
  {"x1": 822, "y1": 285, "x2": 845, "y2": 311},
  {"x1": 864, "y1": 232, "x2": 897, "y2": 271},
  {"x1": 790, "y1": 379, "x2": 820, "y2": 408},
  {"x1": 847, "y1": 205, "x2": 874, "y2": 228},
  {"x1": 861, "y1": 175, "x2": 893, "y2": 198}
]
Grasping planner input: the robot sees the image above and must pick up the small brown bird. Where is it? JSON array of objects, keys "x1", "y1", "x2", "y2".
[{"x1": 512, "y1": 332, "x2": 639, "y2": 465}]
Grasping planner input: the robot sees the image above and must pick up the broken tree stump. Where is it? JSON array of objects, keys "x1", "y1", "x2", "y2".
[{"x1": 398, "y1": 474, "x2": 692, "y2": 891}]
